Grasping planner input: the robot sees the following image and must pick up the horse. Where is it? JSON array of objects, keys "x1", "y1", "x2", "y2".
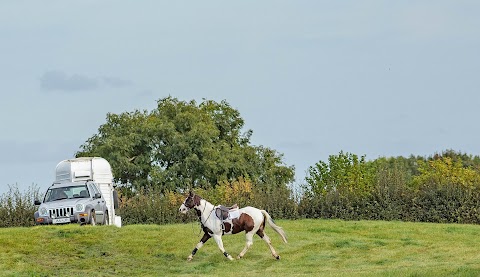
[{"x1": 179, "y1": 191, "x2": 288, "y2": 261}]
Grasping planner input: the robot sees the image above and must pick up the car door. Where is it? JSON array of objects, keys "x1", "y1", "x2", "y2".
[{"x1": 88, "y1": 183, "x2": 106, "y2": 223}]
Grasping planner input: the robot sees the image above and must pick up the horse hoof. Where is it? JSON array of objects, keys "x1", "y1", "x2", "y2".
[
  {"x1": 237, "y1": 255, "x2": 242, "y2": 259},
  {"x1": 187, "y1": 256, "x2": 193, "y2": 261},
  {"x1": 276, "y1": 255, "x2": 280, "y2": 260},
  {"x1": 228, "y1": 256, "x2": 235, "y2": 261}
]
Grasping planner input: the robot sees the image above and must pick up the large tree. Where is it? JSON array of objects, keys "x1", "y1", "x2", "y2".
[{"x1": 76, "y1": 97, "x2": 294, "y2": 191}]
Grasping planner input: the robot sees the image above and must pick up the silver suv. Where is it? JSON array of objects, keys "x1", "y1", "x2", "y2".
[{"x1": 34, "y1": 181, "x2": 109, "y2": 225}]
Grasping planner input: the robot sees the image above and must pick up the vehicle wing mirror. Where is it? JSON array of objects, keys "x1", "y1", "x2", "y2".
[
  {"x1": 34, "y1": 200, "x2": 41, "y2": 205},
  {"x1": 94, "y1": 193, "x2": 102, "y2": 199}
]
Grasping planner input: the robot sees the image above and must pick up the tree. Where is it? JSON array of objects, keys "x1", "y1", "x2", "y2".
[
  {"x1": 412, "y1": 157, "x2": 480, "y2": 188},
  {"x1": 76, "y1": 97, "x2": 294, "y2": 192},
  {"x1": 428, "y1": 149, "x2": 480, "y2": 170},
  {"x1": 305, "y1": 151, "x2": 374, "y2": 197}
]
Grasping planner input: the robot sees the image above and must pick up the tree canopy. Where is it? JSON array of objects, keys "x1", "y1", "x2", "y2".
[
  {"x1": 305, "y1": 151, "x2": 375, "y2": 197},
  {"x1": 76, "y1": 97, "x2": 294, "y2": 192}
]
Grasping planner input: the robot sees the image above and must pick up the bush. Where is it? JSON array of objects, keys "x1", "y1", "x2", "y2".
[
  {"x1": 299, "y1": 169, "x2": 480, "y2": 224},
  {"x1": 0, "y1": 184, "x2": 40, "y2": 228},
  {"x1": 117, "y1": 178, "x2": 299, "y2": 225},
  {"x1": 116, "y1": 188, "x2": 193, "y2": 225},
  {"x1": 410, "y1": 182, "x2": 480, "y2": 224}
]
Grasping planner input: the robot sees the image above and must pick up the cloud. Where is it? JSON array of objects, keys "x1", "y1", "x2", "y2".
[
  {"x1": 40, "y1": 71, "x2": 134, "y2": 92},
  {"x1": 40, "y1": 71, "x2": 99, "y2": 91},
  {"x1": 102, "y1": 76, "x2": 134, "y2": 88}
]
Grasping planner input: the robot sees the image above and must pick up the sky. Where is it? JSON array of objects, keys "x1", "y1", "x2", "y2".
[{"x1": 1, "y1": 1, "x2": 480, "y2": 195}]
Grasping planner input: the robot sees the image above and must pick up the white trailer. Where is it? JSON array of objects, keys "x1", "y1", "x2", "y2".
[{"x1": 55, "y1": 157, "x2": 122, "y2": 227}]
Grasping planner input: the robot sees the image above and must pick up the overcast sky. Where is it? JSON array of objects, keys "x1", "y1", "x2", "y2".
[{"x1": 1, "y1": 1, "x2": 479, "y2": 195}]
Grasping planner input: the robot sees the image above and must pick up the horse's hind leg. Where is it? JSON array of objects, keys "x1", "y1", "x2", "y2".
[
  {"x1": 213, "y1": 234, "x2": 234, "y2": 261},
  {"x1": 237, "y1": 232, "x2": 254, "y2": 259},
  {"x1": 187, "y1": 233, "x2": 210, "y2": 261},
  {"x1": 257, "y1": 229, "x2": 280, "y2": 259}
]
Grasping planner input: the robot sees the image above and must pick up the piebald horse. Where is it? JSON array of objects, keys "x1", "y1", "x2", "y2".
[{"x1": 179, "y1": 191, "x2": 288, "y2": 261}]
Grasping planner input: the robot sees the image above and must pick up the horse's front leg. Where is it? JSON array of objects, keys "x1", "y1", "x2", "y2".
[
  {"x1": 213, "y1": 234, "x2": 234, "y2": 261},
  {"x1": 188, "y1": 232, "x2": 211, "y2": 261}
]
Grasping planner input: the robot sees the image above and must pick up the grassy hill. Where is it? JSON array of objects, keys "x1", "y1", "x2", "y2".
[{"x1": 1, "y1": 219, "x2": 480, "y2": 276}]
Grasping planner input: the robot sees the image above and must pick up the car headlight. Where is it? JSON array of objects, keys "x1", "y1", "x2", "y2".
[
  {"x1": 75, "y1": 204, "x2": 84, "y2": 212},
  {"x1": 39, "y1": 207, "x2": 48, "y2": 216}
]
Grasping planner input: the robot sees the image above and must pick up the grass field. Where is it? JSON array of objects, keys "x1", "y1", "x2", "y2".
[{"x1": 1, "y1": 219, "x2": 480, "y2": 276}]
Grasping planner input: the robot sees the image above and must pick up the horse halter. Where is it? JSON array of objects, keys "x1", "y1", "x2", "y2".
[
  {"x1": 179, "y1": 193, "x2": 201, "y2": 214},
  {"x1": 179, "y1": 194, "x2": 213, "y2": 228},
  {"x1": 183, "y1": 195, "x2": 196, "y2": 209}
]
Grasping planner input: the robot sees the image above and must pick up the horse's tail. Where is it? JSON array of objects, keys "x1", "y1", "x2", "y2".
[{"x1": 261, "y1": 210, "x2": 288, "y2": 243}]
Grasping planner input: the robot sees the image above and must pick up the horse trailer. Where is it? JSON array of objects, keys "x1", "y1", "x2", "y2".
[{"x1": 54, "y1": 157, "x2": 122, "y2": 227}]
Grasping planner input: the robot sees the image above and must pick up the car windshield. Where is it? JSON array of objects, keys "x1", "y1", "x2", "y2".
[{"x1": 44, "y1": 185, "x2": 89, "y2": 202}]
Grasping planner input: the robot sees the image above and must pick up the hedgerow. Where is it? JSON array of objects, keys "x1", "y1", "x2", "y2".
[{"x1": 3, "y1": 150, "x2": 480, "y2": 227}]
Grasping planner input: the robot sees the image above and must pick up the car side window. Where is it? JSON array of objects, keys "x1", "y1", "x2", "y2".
[
  {"x1": 88, "y1": 183, "x2": 101, "y2": 198},
  {"x1": 45, "y1": 190, "x2": 53, "y2": 202},
  {"x1": 87, "y1": 184, "x2": 94, "y2": 197}
]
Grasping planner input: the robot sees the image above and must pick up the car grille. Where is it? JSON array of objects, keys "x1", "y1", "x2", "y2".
[{"x1": 49, "y1": 207, "x2": 74, "y2": 218}]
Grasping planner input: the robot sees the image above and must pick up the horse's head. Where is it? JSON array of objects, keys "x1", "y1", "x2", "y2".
[{"x1": 179, "y1": 191, "x2": 201, "y2": 214}]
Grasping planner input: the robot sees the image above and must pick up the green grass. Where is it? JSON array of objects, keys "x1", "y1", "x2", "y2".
[{"x1": 1, "y1": 219, "x2": 480, "y2": 276}]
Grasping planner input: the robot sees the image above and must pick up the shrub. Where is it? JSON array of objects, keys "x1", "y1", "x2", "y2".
[
  {"x1": 116, "y1": 187, "x2": 193, "y2": 225},
  {"x1": 0, "y1": 184, "x2": 40, "y2": 228},
  {"x1": 117, "y1": 177, "x2": 299, "y2": 225}
]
